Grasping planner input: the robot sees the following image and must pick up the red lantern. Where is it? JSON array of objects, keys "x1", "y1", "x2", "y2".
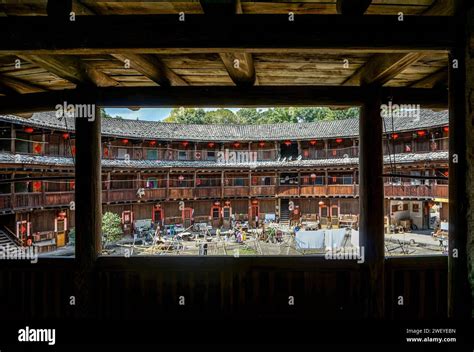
[
  {"x1": 182, "y1": 141, "x2": 189, "y2": 147},
  {"x1": 214, "y1": 201, "x2": 221, "y2": 206},
  {"x1": 416, "y1": 130, "x2": 426, "y2": 137},
  {"x1": 310, "y1": 140, "x2": 317, "y2": 146},
  {"x1": 34, "y1": 144, "x2": 42, "y2": 154},
  {"x1": 58, "y1": 211, "x2": 66, "y2": 219},
  {"x1": 392, "y1": 133, "x2": 399, "y2": 140},
  {"x1": 122, "y1": 139, "x2": 129, "y2": 144},
  {"x1": 251, "y1": 200, "x2": 258, "y2": 205},
  {"x1": 335, "y1": 138, "x2": 343, "y2": 143},
  {"x1": 71, "y1": 146, "x2": 76, "y2": 156},
  {"x1": 310, "y1": 173, "x2": 317, "y2": 179},
  {"x1": 225, "y1": 200, "x2": 231, "y2": 206},
  {"x1": 259, "y1": 142, "x2": 265, "y2": 147},
  {"x1": 444, "y1": 171, "x2": 449, "y2": 177},
  {"x1": 178, "y1": 175, "x2": 184, "y2": 181},
  {"x1": 103, "y1": 147, "x2": 109, "y2": 157},
  {"x1": 24, "y1": 127, "x2": 34, "y2": 133},
  {"x1": 70, "y1": 180, "x2": 75, "y2": 190},
  {"x1": 443, "y1": 126, "x2": 449, "y2": 133},
  {"x1": 33, "y1": 181, "x2": 41, "y2": 192},
  {"x1": 284, "y1": 141, "x2": 292, "y2": 147},
  {"x1": 233, "y1": 142, "x2": 241, "y2": 148},
  {"x1": 149, "y1": 140, "x2": 157, "y2": 146},
  {"x1": 196, "y1": 178, "x2": 201, "y2": 186},
  {"x1": 62, "y1": 133, "x2": 70, "y2": 140},
  {"x1": 303, "y1": 150, "x2": 309, "y2": 157},
  {"x1": 208, "y1": 142, "x2": 215, "y2": 148}
]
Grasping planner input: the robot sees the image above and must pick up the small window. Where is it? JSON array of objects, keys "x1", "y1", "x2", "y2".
[
  {"x1": 118, "y1": 148, "x2": 128, "y2": 159},
  {"x1": 403, "y1": 204, "x2": 409, "y2": 211},
  {"x1": 412, "y1": 203, "x2": 420, "y2": 213},
  {"x1": 147, "y1": 178, "x2": 158, "y2": 189},
  {"x1": 207, "y1": 151, "x2": 216, "y2": 160},
  {"x1": 212, "y1": 208, "x2": 220, "y2": 219},
  {"x1": 320, "y1": 206, "x2": 328, "y2": 217},
  {"x1": 234, "y1": 178, "x2": 244, "y2": 186},
  {"x1": 178, "y1": 151, "x2": 187, "y2": 160},
  {"x1": 147, "y1": 150, "x2": 158, "y2": 160},
  {"x1": 223, "y1": 207, "x2": 231, "y2": 219}
]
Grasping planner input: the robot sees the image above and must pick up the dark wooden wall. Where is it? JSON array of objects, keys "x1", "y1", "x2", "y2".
[{"x1": 0, "y1": 256, "x2": 447, "y2": 320}]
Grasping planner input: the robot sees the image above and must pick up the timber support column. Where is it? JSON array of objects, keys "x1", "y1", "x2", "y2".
[
  {"x1": 359, "y1": 87, "x2": 384, "y2": 318},
  {"x1": 74, "y1": 104, "x2": 102, "y2": 318},
  {"x1": 448, "y1": 14, "x2": 472, "y2": 318}
]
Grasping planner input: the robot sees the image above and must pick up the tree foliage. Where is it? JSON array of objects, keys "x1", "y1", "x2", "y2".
[
  {"x1": 102, "y1": 212, "x2": 123, "y2": 246},
  {"x1": 162, "y1": 107, "x2": 358, "y2": 124}
]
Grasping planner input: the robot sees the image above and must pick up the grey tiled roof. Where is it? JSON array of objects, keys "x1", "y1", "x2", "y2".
[
  {"x1": 0, "y1": 109, "x2": 448, "y2": 142},
  {"x1": 0, "y1": 151, "x2": 448, "y2": 170}
]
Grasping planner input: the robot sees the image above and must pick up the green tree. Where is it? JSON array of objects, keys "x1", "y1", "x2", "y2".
[
  {"x1": 203, "y1": 109, "x2": 240, "y2": 124},
  {"x1": 163, "y1": 107, "x2": 207, "y2": 123},
  {"x1": 102, "y1": 212, "x2": 123, "y2": 247},
  {"x1": 236, "y1": 108, "x2": 261, "y2": 124}
]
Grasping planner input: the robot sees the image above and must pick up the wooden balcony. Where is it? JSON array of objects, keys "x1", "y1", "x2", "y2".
[
  {"x1": 14, "y1": 192, "x2": 42, "y2": 209},
  {"x1": 195, "y1": 187, "x2": 221, "y2": 199},
  {"x1": 143, "y1": 188, "x2": 167, "y2": 200},
  {"x1": 107, "y1": 189, "x2": 138, "y2": 203},
  {"x1": 224, "y1": 186, "x2": 248, "y2": 197},
  {"x1": 168, "y1": 188, "x2": 193, "y2": 199},
  {"x1": 277, "y1": 185, "x2": 299, "y2": 197},
  {"x1": 250, "y1": 185, "x2": 276, "y2": 197},
  {"x1": 384, "y1": 184, "x2": 449, "y2": 199},
  {"x1": 0, "y1": 194, "x2": 12, "y2": 210},
  {"x1": 44, "y1": 191, "x2": 74, "y2": 206},
  {"x1": 327, "y1": 185, "x2": 355, "y2": 196},
  {"x1": 300, "y1": 185, "x2": 326, "y2": 196}
]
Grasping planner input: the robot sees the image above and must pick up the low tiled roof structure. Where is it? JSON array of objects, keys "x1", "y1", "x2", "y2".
[
  {"x1": 0, "y1": 109, "x2": 448, "y2": 142},
  {"x1": 0, "y1": 151, "x2": 448, "y2": 170}
]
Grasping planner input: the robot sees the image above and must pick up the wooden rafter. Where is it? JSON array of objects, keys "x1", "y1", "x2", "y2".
[
  {"x1": 343, "y1": 53, "x2": 425, "y2": 86},
  {"x1": 19, "y1": 55, "x2": 119, "y2": 87},
  {"x1": 0, "y1": 74, "x2": 46, "y2": 94},
  {"x1": 410, "y1": 67, "x2": 448, "y2": 88},
  {"x1": 111, "y1": 54, "x2": 187, "y2": 87}
]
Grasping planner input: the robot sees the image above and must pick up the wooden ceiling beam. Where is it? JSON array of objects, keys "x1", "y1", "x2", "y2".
[
  {"x1": 200, "y1": 0, "x2": 257, "y2": 86},
  {"x1": 112, "y1": 54, "x2": 187, "y2": 87},
  {"x1": 0, "y1": 86, "x2": 448, "y2": 114},
  {"x1": 422, "y1": 0, "x2": 459, "y2": 16},
  {"x1": 336, "y1": 0, "x2": 372, "y2": 15},
  {"x1": 0, "y1": 15, "x2": 457, "y2": 54},
  {"x1": 19, "y1": 54, "x2": 119, "y2": 87},
  {"x1": 343, "y1": 53, "x2": 425, "y2": 86},
  {"x1": 409, "y1": 67, "x2": 448, "y2": 88}
]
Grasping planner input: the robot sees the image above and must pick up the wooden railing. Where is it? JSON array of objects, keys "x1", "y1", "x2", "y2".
[
  {"x1": 44, "y1": 191, "x2": 74, "y2": 206},
  {"x1": 250, "y1": 185, "x2": 276, "y2": 196},
  {"x1": 0, "y1": 194, "x2": 12, "y2": 210},
  {"x1": 0, "y1": 183, "x2": 450, "y2": 211},
  {"x1": 195, "y1": 187, "x2": 221, "y2": 198},
  {"x1": 224, "y1": 186, "x2": 248, "y2": 197}
]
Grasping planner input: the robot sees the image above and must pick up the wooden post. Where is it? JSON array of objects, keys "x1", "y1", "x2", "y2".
[
  {"x1": 193, "y1": 170, "x2": 197, "y2": 199},
  {"x1": 166, "y1": 171, "x2": 170, "y2": 199},
  {"x1": 359, "y1": 88, "x2": 384, "y2": 318},
  {"x1": 10, "y1": 124, "x2": 15, "y2": 154},
  {"x1": 74, "y1": 104, "x2": 102, "y2": 318},
  {"x1": 221, "y1": 171, "x2": 224, "y2": 199},
  {"x1": 448, "y1": 42, "x2": 471, "y2": 318},
  {"x1": 106, "y1": 171, "x2": 111, "y2": 203}
]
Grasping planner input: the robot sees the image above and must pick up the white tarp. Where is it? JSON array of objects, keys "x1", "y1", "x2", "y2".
[
  {"x1": 295, "y1": 230, "x2": 325, "y2": 249},
  {"x1": 325, "y1": 229, "x2": 347, "y2": 250}
]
